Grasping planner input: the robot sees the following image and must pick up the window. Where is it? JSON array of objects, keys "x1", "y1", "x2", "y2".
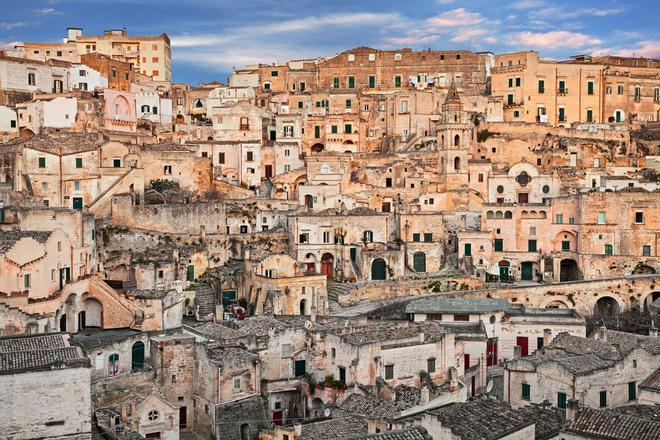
[
  {"x1": 363, "y1": 230, "x2": 373, "y2": 242},
  {"x1": 635, "y1": 212, "x2": 644, "y2": 223},
  {"x1": 314, "y1": 125, "x2": 320, "y2": 138},
  {"x1": 271, "y1": 70, "x2": 278, "y2": 77},
  {"x1": 634, "y1": 87, "x2": 641, "y2": 101},
  {"x1": 163, "y1": 165, "x2": 172, "y2": 175},
  {"x1": 323, "y1": 231, "x2": 331, "y2": 244},
  {"x1": 599, "y1": 390, "x2": 607, "y2": 407},
  {"x1": 606, "y1": 85, "x2": 612, "y2": 94},
  {"x1": 556, "y1": 214, "x2": 563, "y2": 224},
  {"x1": 331, "y1": 125, "x2": 338, "y2": 134},
  {"x1": 617, "y1": 85, "x2": 624, "y2": 95},
  {"x1": 246, "y1": 151, "x2": 254, "y2": 162},
  {"x1": 586, "y1": 109, "x2": 593, "y2": 123},
  {"x1": 333, "y1": 77, "x2": 340, "y2": 88},
  {"x1": 348, "y1": 76, "x2": 355, "y2": 88},
  {"x1": 148, "y1": 410, "x2": 159, "y2": 421},
  {"x1": 494, "y1": 239, "x2": 503, "y2": 252},
  {"x1": 218, "y1": 152, "x2": 225, "y2": 164},
  {"x1": 281, "y1": 343, "x2": 291, "y2": 357},
  {"x1": 234, "y1": 378, "x2": 241, "y2": 389},
  {"x1": 75, "y1": 157, "x2": 83, "y2": 168},
  {"x1": 427, "y1": 358, "x2": 436, "y2": 373},
  {"x1": 412, "y1": 233, "x2": 420, "y2": 242},
  {"x1": 113, "y1": 159, "x2": 121, "y2": 168},
  {"x1": 538, "y1": 79, "x2": 544, "y2": 93},
  {"x1": 368, "y1": 76, "x2": 376, "y2": 88},
  {"x1": 515, "y1": 77, "x2": 521, "y2": 87},
  {"x1": 558, "y1": 107, "x2": 566, "y2": 122},
  {"x1": 587, "y1": 81, "x2": 594, "y2": 95},
  {"x1": 38, "y1": 157, "x2": 46, "y2": 168},
  {"x1": 464, "y1": 243, "x2": 472, "y2": 257},
  {"x1": 74, "y1": 181, "x2": 80, "y2": 191},
  {"x1": 345, "y1": 99, "x2": 352, "y2": 109},
  {"x1": 152, "y1": 57, "x2": 159, "y2": 63},
  {"x1": 294, "y1": 359, "x2": 306, "y2": 377},
  {"x1": 557, "y1": 392, "x2": 567, "y2": 409},
  {"x1": 643, "y1": 245, "x2": 651, "y2": 256},
  {"x1": 454, "y1": 314, "x2": 469, "y2": 321},
  {"x1": 528, "y1": 240, "x2": 537, "y2": 252},
  {"x1": 507, "y1": 93, "x2": 514, "y2": 105},
  {"x1": 530, "y1": 227, "x2": 536, "y2": 236},
  {"x1": 628, "y1": 382, "x2": 636, "y2": 401},
  {"x1": 385, "y1": 365, "x2": 394, "y2": 380},
  {"x1": 562, "y1": 240, "x2": 570, "y2": 251},
  {"x1": 394, "y1": 75, "x2": 401, "y2": 87},
  {"x1": 522, "y1": 383, "x2": 531, "y2": 400},
  {"x1": 605, "y1": 244, "x2": 613, "y2": 256},
  {"x1": 152, "y1": 70, "x2": 159, "y2": 77},
  {"x1": 10, "y1": 120, "x2": 16, "y2": 128},
  {"x1": 264, "y1": 82, "x2": 270, "y2": 90},
  {"x1": 24, "y1": 273, "x2": 31, "y2": 289},
  {"x1": 344, "y1": 124, "x2": 352, "y2": 134},
  {"x1": 28, "y1": 72, "x2": 36, "y2": 85},
  {"x1": 597, "y1": 212, "x2": 606, "y2": 224},
  {"x1": 338, "y1": 366, "x2": 346, "y2": 383},
  {"x1": 424, "y1": 233, "x2": 433, "y2": 242},
  {"x1": 299, "y1": 233, "x2": 308, "y2": 243},
  {"x1": 558, "y1": 80, "x2": 566, "y2": 94}
]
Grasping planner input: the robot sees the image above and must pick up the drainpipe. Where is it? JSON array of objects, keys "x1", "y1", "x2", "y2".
[{"x1": 59, "y1": 147, "x2": 64, "y2": 206}]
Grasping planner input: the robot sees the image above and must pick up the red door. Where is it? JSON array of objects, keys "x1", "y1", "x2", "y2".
[
  {"x1": 306, "y1": 263, "x2": 315, "y2": 274},
  {"x1": 486, "y1": 338, "x2": 498, "y2": 366},
  {"x1": 516, "y1": 336, "x2": 529, "y2": 357},
  {"x1": 272, "y1": 410, "x2": 283, "y2": 425}
]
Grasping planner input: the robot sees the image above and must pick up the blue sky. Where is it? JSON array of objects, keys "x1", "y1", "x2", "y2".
[{"x1": 1, "y1": 0, "x2": 658, "y2": 84}]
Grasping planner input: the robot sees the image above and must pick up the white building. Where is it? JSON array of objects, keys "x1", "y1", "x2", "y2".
[
  {"x1": 0, "y1": 105, "x2": 18, "y2": 134},
  {"x1": 70, "y1": 64, "x2": 108, "y2": 91},
  {"x1": 0, "y1": 56, "x2": 71, "y2": 93}
]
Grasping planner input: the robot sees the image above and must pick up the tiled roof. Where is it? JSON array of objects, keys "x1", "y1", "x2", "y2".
[
  {"x1": 235, "y1": 315, "x2": 294, "y2": 337},
  {"x1": 299, "y1": 416, "x2": 369, "y2": 440},
  {"x1": 514, "y1": 406, "x2": 564, "y2": 440},
  {"x1": 565, "y1": 407, "x2": 660, "y2": 440},
  {"x1": 346, "y1": 426, "x2": 431, "y2": 440},
  {"x1": 0, "y1": 333, "x2": 89, "y2": 374},
  {"x1": 429, "y1": 399, "x2": 533, "y2": 440},
  {"x1": 329, "y1": 322, "x2": 446, "y2": 346},
  {"x1": 0, "y1": 230, "x2": 52, "y2": 252},
  {"x1": 205, "y1": 345, "x2": 258, "y2": 367},
  {"x1": 405, "y1": 297, "x2": 513, "y2": 314},
  {"x1": 186, "y1": 322, "x2": 247, "y2": 343},
  {"x1": 140, "y1": 141, "x2": 195, "y2": 152},
  {"x1": 394, "y1": 384, "x2": 451, "y2": 406},
  {"x1": 335, "y1": 393, "x2": 412, "y2": 420},
  {"x1": 640, "y1": 368, "x2": 660, "y2": 393},
  {"x1": 5, "y1": 133, "x2": 105, "y2": 155}
]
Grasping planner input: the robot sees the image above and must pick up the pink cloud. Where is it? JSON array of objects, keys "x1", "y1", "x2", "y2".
[
  {"x1": 509, "y1": 31, "x2": 602, "y2": 48},
  {"x1": 427, "y1": 8, "x2": 485, "y2": 27},
  {"x1": 451, "y1": 28, "x2": 489, "y2": 43}
]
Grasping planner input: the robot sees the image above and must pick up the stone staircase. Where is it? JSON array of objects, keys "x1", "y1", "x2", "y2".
[
  {"x1": 194, "y1": 287, "x2": 216, "y2": 321},
  {"x1": 260, "y1": 179, "x2": 274, "y2": 198},
  {"x1": 326, "y1": 281, "x2": 357, "y2": 314}
]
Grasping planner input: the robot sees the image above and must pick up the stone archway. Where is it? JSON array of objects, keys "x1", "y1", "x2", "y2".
[
  {"x1": 299, "y1": 299, "x2": 307, "y2": 315},
  {"x1": 311, "y1": 143, "x2": 324, "y2": 153},
  {"x1": 560, "y1": 259, "x2": 580, "y2": 282},
  {"x1": 643, "y1": 291, "x2": 660, "y2": 313},
  {"x1": 371, "y1": 258, "x2": 387, "y2": 280},
  {"x1": 594, "y1": 296, "x2": 619, "y2": 320},
  {"x1": 321, "y1": 253, "x2": 334, "y2": 278}
]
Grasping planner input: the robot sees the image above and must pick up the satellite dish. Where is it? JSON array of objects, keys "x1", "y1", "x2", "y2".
[
  {"x1": 324, "y1": 408, "x2": 331, "y2": 417},
  {"x1": 304, "y1": 320, "x2": 313, "y2": 330},
  {"x1": 486, "y1": 380, "x2": 493, "y2": 393}
]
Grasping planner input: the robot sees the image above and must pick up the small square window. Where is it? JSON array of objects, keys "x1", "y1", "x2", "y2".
[{"x1": 385, "y1": 364, "x2": 394, "y2": 380}]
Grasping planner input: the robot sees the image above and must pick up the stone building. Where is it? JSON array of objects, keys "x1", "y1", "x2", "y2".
[{"x1": 0, "y1": 332, "x2": 92, "y2": 439}]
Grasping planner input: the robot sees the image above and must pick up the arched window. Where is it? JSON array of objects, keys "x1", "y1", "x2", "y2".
[
  {"x1": 486, "y1": 211, "x2": 494, "y2": 219},
  {"x1": 141, "y1": 104, "x2": 150, "y2": 113},
  {"x1": 504, "y1": 211, "x2": 513, "y2": 219},
  {"x1": 454, "y1": 134, "x2": 460, "y2": 147},
  {"x1": 454, "y1": 156, "x2": 461, "y2": 171}
]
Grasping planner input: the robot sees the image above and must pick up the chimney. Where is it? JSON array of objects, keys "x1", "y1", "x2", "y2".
[
  {"x1": 566, "y1": 399, "x2": 579, "y2": 422},
  {"x1": 420, "y1": 386, "x2": 430, "y2": 405},
  {"x1": 513, "y1": 345, "x2": 521, "y2": 359},
  {"x1": 543, "y1": 328, "x2": 552, "y2": 347},
  {"x1": 596, "y1": 326, "x2": 608, "y2": 342}
]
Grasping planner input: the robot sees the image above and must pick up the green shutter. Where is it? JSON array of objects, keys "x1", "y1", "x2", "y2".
[
  {"x1": 186, "y1": 264, "x2": 195, "y2": 281},
  {"x1": 344, "y1": 124, "x2": 352, "y2": 134},
  {"x1": 38, "y1": 157, "x2": 46, "y2": 168},
  {"x1": 113, "y1": 159, "x2": 121, "y2": 168},
  {"x1": 507, "y1": 94, "x2": 514, "y2": 105},
  {"x1": 586, "y1": 109, "x2": 593, "y2": 123},
  {"x1": 412, "y1": 233, "x2": 420, "y2": 242},
  {"x1": 508, "y1": 78, "x2": 513, "y2": 87},
  {"x1": 369, "y1": 76, "x2": 375, "y2": 88},
  {"x1": 600, "y1": 391, "x2": 607, "y2": 407},
  {"x1": 75, "y1": 157, "x2": 83, "y2": 168},
  {"x1": 538, "y1": 80, "x2": 544, "y2": 93},
  {"x1": 557, "y1": 392, "x2": 567, "y2": 408},
  {"x1": 348, "y1": 76, "x2": 355, "y2": 88},
  {"x1": 588, "y1": 82, "x2": 594, "y2": 95},
  {"x1": 559, "y1": 108, "x2": 565, "y2": 122},
  {"x1": 562, "y1": 240, "x2": 570, "y2": 251},
  {"x1": 331, "y1": 125, "x2": 337, "y2": 134},
  {"x1": 605, "y1": 244, "x2": 613, "y2": 256},
  {"x1": 297, "y1": 101, "x2": 303, "y2": 108},
  {"x1": 294, "y1": 359, "x2": 306, "y2": 377},
  {"x1": 528, "y1": 240, "x2": 537, "y2": 252},
  {"x1": 395, "y1": 76, "x2": 401, "y2": 87},
  {"x1": 314, "y1": 126, "x2": 320, "y2": 138},
  {"x1": 345, "y1": 99, "x2": 351, "y2": 109},
  {"x1": 522, "y1": 383, "x2": 530, "y2": 400},
  {"x1": 423, "y1": 233, "x2": 433, "y2": 242},
  {"x1": 494, "y1": 239, "x2": 503, "y2": 252},
  {"x1": 628, "y1": 382, "x2": 636, "y2": 401},
  {"x1": 515, "y1": 77, "x2": 521, "y2": 87},
  {"x1": 464, "y1": 243, "x2": 472, "y2": 257}
]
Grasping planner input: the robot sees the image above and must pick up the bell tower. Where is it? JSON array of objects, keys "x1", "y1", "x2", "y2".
[{"x1": 437, "y1": 81, "x2": 471, "y2": 193}]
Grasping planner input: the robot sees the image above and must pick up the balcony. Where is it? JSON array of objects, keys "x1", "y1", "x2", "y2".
[
  {"x1": 492, "y1": 64, "x2": 526, "y2": 74},
  {"x1": 557, "y1": 88, "x2": 568, "y2": 96},
  {"x1": 239, "y1": 124, "x2": 250, "y2": 131}
]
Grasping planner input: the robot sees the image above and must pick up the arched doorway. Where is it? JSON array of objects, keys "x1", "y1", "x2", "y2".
[
  {"x1": 132, "y1": 341, "x2": 145, "y2": 370},
  {"x1": 632, "y1": 264, "x2": 656, "y2": 275},
  {"x1": 83, "y1": 298, "x2": 103, "y2": 327},
  {"x1": 371, "y1": 258, "x2": 386, "y2": 280},
  {"x1": 560, "y1": 259, "x2": 580, "y2": 282},
  {"x1": 413, "y1": 252, "x2": 426, "y2": 272},
  {"x1": 299, "y1": 299, "x2": 307, "y2": 315},
  {"x1": 644, "y1": 292, "x2": 660, "y2": 313},
  {"x1": 59, "y1": 314, "x2": 67, "y2": 332},
  {"x1": 77, "y1": 311, "x2": 86, "y2": 330},
  {"x1": 310, "y1": 398, "x2": 325, "y2": 418},
  {"x1": 304, "y1": 194, "x2": 313, "y2": 209},
  {"x1": 594, "y1": 297, "x2": 619, "y2": 320},
  {"x1": 240, "y1": 424, "x2": 250, "y2": 440},
  {"x1": 321, "y1": 253, "x2": 334, "y2": 278},
  {"x1": 498, "y1": 260, "x2": 510, "y2": 281},
  {"x1": 311, "y1": 143, "x2": 324, "y2": 153}
]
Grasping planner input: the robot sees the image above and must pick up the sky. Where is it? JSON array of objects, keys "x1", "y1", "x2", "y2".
[{"x1": 1, "y1": 0, "x2": 658, "y2": 84}]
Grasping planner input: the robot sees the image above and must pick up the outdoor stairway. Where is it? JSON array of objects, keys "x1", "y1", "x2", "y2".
[
  {"x1": 327, "y1": 281, "x2": 357, "y2": 314},
  {"x1": 194, "y1": 287, "x2": 216, "y2": 321},
  {"x1": 260, "y1": 179, "x2": 274, "y2": 198}
]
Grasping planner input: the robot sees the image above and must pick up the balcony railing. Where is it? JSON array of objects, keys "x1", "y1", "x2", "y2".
[
  {"x1": 239, "y1": 124, "x2": 250, "y2": 131},
  {"x1": 558, "y1": 88, "x2": 568, "y2": 95}
]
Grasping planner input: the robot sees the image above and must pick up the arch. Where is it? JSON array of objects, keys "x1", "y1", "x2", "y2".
[
  {"x1": 495, "y1": 211, "x2": 504, "y2": 219},
  {"x1": 632, "y1": 264, "x2": 656, "y2": 275},
  {"x1": 310, "y1": 398, "x2": 325, "y2": 418},
  {"x1": 132, "y1": 341, "x2": 145, "y2": 370},
  {"x1": 343, "y1": 140, "x2": 354, "y2": 145},
  {"x1": 486, "y1": 211, "x2": 494, "y2": 219},
  {"x1": 311, "y1": 143, "x2": 324, "y2": 153},
  {"x1": 560, "y1": 259, "x2": 580, "y2": 282},
  {"x1": 440, "y1": 135, "x2": 445, "y2": 147},
  {"x1": 371, "y1": 258, "x2": 387, "y2": 280},
  {"x1": 83, "y1": 297, "x2": 103, "y2": 327},
  {"x1": 304, "y1": 194, "x2": 313, "y2": 209},
  {"x1": 175, "y1": 114, "x2": 185, "y2": 123},
  {"x1": 454, "y1": 156, "x2": 461, "y2": 171},
  {"x1": 77, "y1": 311, "x2": 86, "y2": 330},
  {"x1": 498, "y1": 260, "x2": 510, "y2": 281},
  {"x1": 454, "y1": 134, "x2": 460, "y2": 147},
  {"x1": 112, "y1": 95, "x2": 131, "y2": 118},
  {"x1": 59, "y1": 313, "x2": 67, "y2": 332},
  {"x1": 240, "y1": 423, "x2": 250, "y2": 440},
  {"x1": 321, "y1": 253, "x2": 334, "y2": 278},
  {"x1": 141, "y1": 104, "x2": 150, "y2": 113},
  {"x1": 594, "y1": 296, "x2": 619, "y2": 320},
  {"x1": 299, "y1": 299, "x2": 308, "y2": 315},
  {"x1": 545, "y1": 299, "x2": 570, "y2": 309},
  {"x1": 643, "y1": 292, "x2": 660, "y2": 313},
  {"x1": 504, "y1": 211, "x2": 513, "y2": 219},
  {"x1": 413, "y1": 252, "x2": 426, "y2": 273}
]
